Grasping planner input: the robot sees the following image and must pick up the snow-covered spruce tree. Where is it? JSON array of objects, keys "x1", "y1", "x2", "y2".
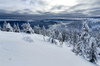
[
  {"x1": 48, "y1": 30, "x2": 57, "y2": 44},
  {"x1": 3, "y1": 21, "x2": 7, "y2": 31},
  {"x1": 21, "y1": 22, "x2": 34, "y2": 34},
  {"x1": 61, "y1": 30, "x2": 67, "y2": 42},
  {"x1": 3, "y1": 21, "x2": 13, "y2": 32},
  {"x1": 58, "y1": 32, "x2": 63, "y2": 47},
  {"x1": 80, "y1": 21, "x2": 90, "y2": 58},
  {"x1": 13, "y1": 23, "x2": 20, "y2": 32},
  {"x1": 7, "y1": 23, "x2": 13, "y2": 32},
  {"x1": 42, "y1": 25, "x2": 46, "y2": 41},
  {"x1": 80, "y1": 21, "x2": 97, "y2": 63},
  {"x1": 34, "y1": 25, "x2": 40, "y2": 34},
  {"x1": 96, "y1": 44, "x2": 100, "y2": 65},
  {"x1": 89, "y1": 37, "x2": 97, "y2": 63},
  {"x1": 68, "y1": 31, "x2": 73, "y2": 44},
  {"x1": 75, "y1": 38, "x2": 82, "y2": 56},
  {"x1": 72, "y1": 30, "x2": 79, "y2": 52},
  {"x1": 13, "y1": 23, "x2": 17, "y2": 31},
  {"x1": 54, "y1": 29, "x2": 59, "y2": 39},
  {"x1": 16, "y1": 23, "x2": 20, "y2": 32},
  {"x1": 48, "y1": 30, "x2": 52, "y2": 41},
  {"x1": 51, "y1": 30, "x2": 55, "y2": 43}
]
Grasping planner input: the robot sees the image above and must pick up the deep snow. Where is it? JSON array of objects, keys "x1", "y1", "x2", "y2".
[{"x1": 0, "y1": 31, "x2": 96, "y2": 66}]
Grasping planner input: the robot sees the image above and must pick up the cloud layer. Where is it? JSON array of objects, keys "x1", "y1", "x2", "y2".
[{"x1": 0, "y1": 0, "x2": 100, "y2": 19}]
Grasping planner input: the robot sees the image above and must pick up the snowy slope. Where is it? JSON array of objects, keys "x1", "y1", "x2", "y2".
[{"x1": 0, "y1": 31, "x2": 96, "y2": 66}]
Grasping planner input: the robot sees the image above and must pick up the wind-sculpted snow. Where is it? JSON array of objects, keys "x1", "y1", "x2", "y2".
[
  {"x1": 23, "y1": 36, "x2": 34, "y2": 43},
  {"x1": 0, "y1": 31, "x2": 96, "y2": 66}
]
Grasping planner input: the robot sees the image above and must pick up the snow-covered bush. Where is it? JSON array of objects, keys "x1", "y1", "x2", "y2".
[{"x1": 21, "y1": 22, "x2": 34, "y2": 34}]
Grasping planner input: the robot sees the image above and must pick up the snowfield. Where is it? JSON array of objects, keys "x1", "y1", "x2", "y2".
[{"x1": 0, "y1": 31, "x2": 96, "y2": 66}]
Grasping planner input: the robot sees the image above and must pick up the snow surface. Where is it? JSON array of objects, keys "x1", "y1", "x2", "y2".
[{"x1": 0, "y1": 31, "x2": 96, "y2": 66}]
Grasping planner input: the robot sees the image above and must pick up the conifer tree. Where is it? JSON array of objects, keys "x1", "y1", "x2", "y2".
[
  {"x1": 13, "y1": 23, "x2": 17, "y2": 32},
  {"x1": 42, "y1": 25, "x2": 46, "y2": 41},
  {"x1": 51, "y1": 30, "x2": 55, "y2": 43},
  {"x1": 58, "y1": 32, "x2": 63, "y2": 47},
  {"x1": 3, "y1": 21, "x2": 7, "y2": 31},
  {"x1": 72, "y1": 30, "x2": 79, "y2": 52},
  {"x1": 16, "y1": 23, "x2": 20, "y2": 32},
  {"x1": 80, "y1": 21, "x2": 97, "y2": 63},
  {"x1": 34, "y1": 25, "x2": 40, "y2": 34},
  {"x1": 80, "y1": 21, "x2": 91, "y2": 59}
]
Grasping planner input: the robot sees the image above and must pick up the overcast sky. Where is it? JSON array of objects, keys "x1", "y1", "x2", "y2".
[{"x1": 0, "y1": 0, "x2": 100, "y2": 19}]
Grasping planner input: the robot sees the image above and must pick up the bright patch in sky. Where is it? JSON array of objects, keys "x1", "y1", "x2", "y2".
[{"x1": 47, "y1": 0, "x2": 77, "y2": 6}]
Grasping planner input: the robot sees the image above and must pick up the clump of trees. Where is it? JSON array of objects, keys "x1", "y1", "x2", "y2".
[
  {"x1": 21, "y1": 22, "x2": 34, "y2": 34},
  {"x1": 13, "y1": 23, "x2": 20, "y2": 32},
  {"x1": 3, "y1": 21, "x2": 13, "y2": 32}
]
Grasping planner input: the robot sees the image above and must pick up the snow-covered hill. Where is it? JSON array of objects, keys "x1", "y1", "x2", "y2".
[{"x1": 0, "y1": 31, "x2": 96, "y2": 66}]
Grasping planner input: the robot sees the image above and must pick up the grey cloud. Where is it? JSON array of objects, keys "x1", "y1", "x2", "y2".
[
  {"x1": 68, "y1": 4, "x2": 86, "y2": 10},
  {"x1": 89, "y1": 9, "x2": 100, "y2": 16},
  {"x1": 37, "y1": 0, "x2": 47, "y2": 5},
  {"x1": 23, "y1": 9, "x2": 33, "y2": 13},
  {"x1": 50, "y1": 5, "x2": 67, "y2": 10}
]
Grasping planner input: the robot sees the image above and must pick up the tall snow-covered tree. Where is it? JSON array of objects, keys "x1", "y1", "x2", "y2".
[
  {"x1": 13, "y1": 23, "x2": 17, "y2": 30},
  {"x1": 34, "y1": 25, "x2": 40, "y2": 34},
  {"x1": 72, "y1": 30, "x2": 79, "y2": 52},
  {"x1": 42, "y1": 25, "x2": 46, "y2": 41},
  {"x1": 16, "y1": 23, "x2": 20, "y2": 32},
  {"x1": 3, "y1": 21, "x2": 7, "y2": 31},
  {"x1": 75, "y1": 38, "x2": 82, "y2": 56},
  {"x1": 80, "y1": 21, "x2": 91, "y2": 59},
  {"x1": 68, "y1": 31, "x2": 73, "y2": 44},
  {"x1": 51, "y1": 30, "x2": 55, "y2": 43},
  {"x1": 88, "y1": 37, "x2": 97, "y2": 63},
  {"x1": 80, "y1": 21, "x2": 97, "y2": 63},
  {"x1": 58, "y1": 32, "x2": 63, "y2": 47},
  {"x1": 54, "y1": 29, "x2": 59, "y2": 39},
  {"x1": 48, "y1": 30, "x2": 57, "y2": 44},
  {"x1": 61, "y1": 30, "x2": 66, "y2": 42}
]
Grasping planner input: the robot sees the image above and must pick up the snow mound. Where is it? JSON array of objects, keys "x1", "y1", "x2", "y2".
[{"x1": 23, "y1": 36, "x2": 34, "y2": 43}]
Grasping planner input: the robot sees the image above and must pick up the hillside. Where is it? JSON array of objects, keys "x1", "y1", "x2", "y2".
[{"x1": 0, "y1": 31, "x2": 96, "y2": 66}]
